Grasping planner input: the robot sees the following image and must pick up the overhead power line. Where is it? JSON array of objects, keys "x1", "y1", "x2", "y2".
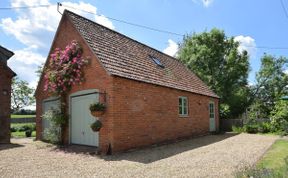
[
  {"x1": 245, "y1": 45, "x2": 288, "y2": 50},
  {"x1": 0, "y1": 4, "x2": 51, "y2": 10},
  {"x1": 1, "y1": 3, "x2": 288, "y2": 50},
  {"x1": 280, "y1": 0, "x2": 288, "y2": 19},
  {"x1": 59, "y1": 3, "x2": 184, "y2": 37}
]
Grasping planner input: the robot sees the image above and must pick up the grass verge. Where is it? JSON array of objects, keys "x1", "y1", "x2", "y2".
[
  {"x1": 257, "y1": 139, "x2": 288, "y2": 170},
  {"x1": 235, "y1": 139, "x2": 288, "y2": 178},
  {"x1": 11, "y1": 131, "x2": 36, "y2": 138},
  {"x1": 11, "y1": 115, "x2": 35, "y2": 119}
]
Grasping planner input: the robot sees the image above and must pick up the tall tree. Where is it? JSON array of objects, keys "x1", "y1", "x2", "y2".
[
  {"x1": 252, "y1": 54, "x2": 288, "y2": 117},
  {"x1": 11, "y1": 77, "x2": 35, "y2": 111},
  {"x1": 178, "y1": 28, "x2": 250, "y2": 119}
]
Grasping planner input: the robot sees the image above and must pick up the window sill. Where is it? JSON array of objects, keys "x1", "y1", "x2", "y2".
[{"x1": 179, "y1": 115, "x2": 189, "y2": 118}]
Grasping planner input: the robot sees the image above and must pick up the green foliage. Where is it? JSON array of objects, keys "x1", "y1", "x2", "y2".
[
  {"x1": 252, "y1": 54, "x2": 288, "y2": 118},
  {"x1": 219, "y1": 104, "x2": 230, "y2": 119},
  {"x1": 11, "y1": 131, "x2": 36, "y2": 138},
  {"x1": 243, "y1": 123, "x2": 259, "y2": 134},
  {"x1": 258, "y1": 140, "x2": 288, "y2": 171},
  {"x1": 236, "y1": 140, "x2": 288, "y2": 178},
  {"x1": 178, "y1": 28, "x2": 250, "y2": 119},
  {"x1": 11, "y1": 114, "x2": 35, "y2": 118},
  {"x1": 235, "y1": 167, "x2": 285, "y2": 178},
  {"x1": 42, "y1": 109, "x2": 66, "y2": 143},
  {"x1": 257, "y1": 122, "x2": 271, "y2": 133},
  {"x1": 90, "y1": 120, "x2": 102, "y2": 132},
  {"x1": 270, "y1": 100, "x2": 288, "y2": 135},
  {"x1": 231, "y1": 120, "x2": 272, "y2": 134},
  {"x1": 89, "y1": 102, "x2": 106, "y2": 112},
  {"x1": 11, "y1": 77, "x2": 35, "y2": 112},
  {"x1": 232, "y1": 126, "x2": 245, "y2": 133},
  {"x1": 25, "y1": 130, "x2": 32, "y2": 137},
  {"x1": 10, "y1": 123, "x2": 36, "y2": 132}
]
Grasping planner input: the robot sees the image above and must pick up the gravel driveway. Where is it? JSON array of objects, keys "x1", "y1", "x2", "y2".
[{"x1": 0, "y1": 133, "x2": 277, "y2": 178}]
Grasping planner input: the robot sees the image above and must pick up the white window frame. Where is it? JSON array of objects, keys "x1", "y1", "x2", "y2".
[
  {"x1": 179, "y1": 96, "x2": 188, "y2": 117},
  {"x1": 209, "y1": 101, "x2": 215, "y2": 119}
]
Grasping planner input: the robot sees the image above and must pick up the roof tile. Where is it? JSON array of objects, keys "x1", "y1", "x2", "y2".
[{"x1": 65, "y1": 10, "x2": 219, "y2": 98}]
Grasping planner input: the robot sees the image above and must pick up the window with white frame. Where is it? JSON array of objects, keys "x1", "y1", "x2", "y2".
[
  {"x1": 179, "y1": 96, "x2": 188, "y2": 116},
  {"x1": 209, "y1": 102, "x2": 215, "y2": 118}
]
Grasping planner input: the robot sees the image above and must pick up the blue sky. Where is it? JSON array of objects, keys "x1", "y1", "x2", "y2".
[{"x1": 1, "y1": 0, "x2": 288, "y2": 91}]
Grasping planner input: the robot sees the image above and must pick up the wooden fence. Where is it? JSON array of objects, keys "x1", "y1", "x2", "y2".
[{"x1": 11, "y1": 117, "x2": 36, "y2": 123}]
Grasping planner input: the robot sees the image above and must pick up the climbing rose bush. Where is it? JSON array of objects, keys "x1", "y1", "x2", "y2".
[{"x1": 44, "y1": 40, "x2": 89, "y2": 94}]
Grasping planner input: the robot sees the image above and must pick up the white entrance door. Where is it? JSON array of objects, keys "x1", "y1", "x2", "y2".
[
  {"x1": 209, "y1": 101, "x2": 216, "y2": 132},
  {"x1": 42, "y1": 98, "x2": 60, "y2": 139},
  {"x1": 71, "y1": 93, "x2": 99, "y2": 146}
]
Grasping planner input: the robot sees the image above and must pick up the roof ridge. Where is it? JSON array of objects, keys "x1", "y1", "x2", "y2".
[{"x1": 64, "y1": 9, "x2": 180, "y2": 61}]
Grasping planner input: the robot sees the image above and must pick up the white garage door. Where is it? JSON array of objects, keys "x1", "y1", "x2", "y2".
[
  {"x1": 42, "y1": 98, "x2": 60, "y2": 138},
  {"x1": 71, "y1": 93, "x2": 99, "y2": 147}
]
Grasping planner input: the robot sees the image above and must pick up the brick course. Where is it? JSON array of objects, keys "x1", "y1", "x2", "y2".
[
  {"x1": 36, "y1": 12, "x2": 219, "y2": 154},
  {"x1": 0, "y1": 61, "x2": 14, "y2": 143}
]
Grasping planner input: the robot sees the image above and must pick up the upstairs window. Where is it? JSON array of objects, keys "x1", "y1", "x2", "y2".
[
  {"x1": 179, "y1": 96, "x2": 188, "y2": 116},
  {"x1": 149, "y1": 55, "x2": 165, "y2": 68}
]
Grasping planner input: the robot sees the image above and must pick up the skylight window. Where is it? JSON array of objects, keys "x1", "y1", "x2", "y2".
[{"x1": 149, "y1": 55, "x2": 165, "y2": 68}]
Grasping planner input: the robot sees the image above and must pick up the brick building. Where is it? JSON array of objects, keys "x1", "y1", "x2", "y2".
[
  {"x1": 0, "y1": 46, "x2": 16, "y2": 143},
  {"x1": 35, "y1": 10, "x2": 219, "y2": 154}
]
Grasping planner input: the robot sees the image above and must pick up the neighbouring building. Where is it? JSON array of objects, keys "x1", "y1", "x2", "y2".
[
  {"x1": 0, "y1": 46, "x2": 16, "y2": 143},
  {"x1": 35, "y1": 10, "x2": 219, "y2": 154}
]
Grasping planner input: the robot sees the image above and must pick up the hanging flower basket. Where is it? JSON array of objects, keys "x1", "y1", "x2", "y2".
[
  {"x1": 90, "y1": 102, "x2": 106, "y2": 117},
  {"x1": 90, "y1": 120, "x2": 102, "y2": 132},
  {"x1": 91, "y1": 110, "x2": 105, "y2": 117}
]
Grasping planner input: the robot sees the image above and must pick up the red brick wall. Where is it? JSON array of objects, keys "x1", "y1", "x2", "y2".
[
  {"x1": 36, "y1": 13, "x2": 219, "y2": 154},
  {"x1": 35, "y1": 14, "x2": 114, "y2": 151},
  {"x1": 0, "y1": 62, "x2": 14, "y2": 143},
  {"x1": 110, "y1": 76, "x2": 219, "y2": 152}
]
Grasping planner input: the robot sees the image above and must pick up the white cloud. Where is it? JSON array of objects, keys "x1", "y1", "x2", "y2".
[
  {"x1": 8, "y1": 48, "x2": 45, "y2": 88},
  {"x1": 234, "y1": 35, "x2": 257, "y2": 58},
  {"x1": 0, "y1": 0, "x2": 115, "y2": 48},
  {"x1": 12, "y1": 47, "x2": 46, "y2": 66},
  {"x1": 95, "y1": 15, "x2": 115, "y2": 29},
  {"x1": 1, "y1": 0, "x2": 115, "y2": 94},
  {"x1": 163, "y1": 39, "x2": 179, "y2": 57},
  {"x1": 192, "y1": 0, "x2": 214, "y2": 7},
  {"x1": 202, "y1": 0, "x2": 214, "y2": 7}
]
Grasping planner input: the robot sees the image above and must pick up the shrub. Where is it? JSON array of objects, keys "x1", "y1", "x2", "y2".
[
  {"x1": 42, "y1": 109, "x2": 65, "y2": 143},
  {"x1": 258, "y1": 122, "x2": 271, "y2": 133},
  {"x1": 25, "y1": 130, "x2": 32, "y2": 137},
  {"x1": 10, "y1": 127, "x2": 17, "y2": 132},
  {"x1": 270, "y1": 100, "x2": 288, "y2": 135},
  {"x1": 89, "y1": 102, "x2": 106, "y2": 112},
  {"x1": 244, "y1": 124, "x2": 259, "y2": 134},
  {"x1": 10, "y1": 123, "x2": 36, "y2": 132},
  {"x1": 232, "y1": 126, "x2": 245, "y2": 133}
]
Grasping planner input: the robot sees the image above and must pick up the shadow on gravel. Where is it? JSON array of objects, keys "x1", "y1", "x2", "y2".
[
  {"x1": 103, "y1": 132, "x2": 238, "y2": 164},
  {"x1": 52, "y1": 144, "x2": 99, "y2": 156},
  {"x1": 0, "y1": 143, "x2": 24, "y2": 151}
]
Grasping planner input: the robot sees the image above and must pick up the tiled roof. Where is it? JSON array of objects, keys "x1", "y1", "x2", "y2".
[
  {"x1": 65, "y1": 10, "x2": 219, "y2": 98},
  {"x1": 0, "y1": 45, "x2": 14, "y2": 61}
]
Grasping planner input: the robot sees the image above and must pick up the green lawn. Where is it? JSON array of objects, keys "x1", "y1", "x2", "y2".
[
  {"x1": 11, "y1": 115, "x2": 35, "y2": 119},
  {"x1": 257, "y1": 139, "x2": 288, "y2": 171},
  {"x1": 11, "y1": 131, "x2": 36, "y2": 138},
  {"x1": 236, "y1": 139, "x2": 288, "y2": 177}
]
